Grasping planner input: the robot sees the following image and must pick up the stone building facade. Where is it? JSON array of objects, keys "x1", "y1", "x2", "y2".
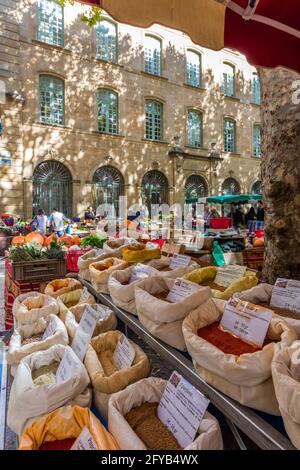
[{"x1": 0, "y1": 0, "x2": 261, "y2": 219}]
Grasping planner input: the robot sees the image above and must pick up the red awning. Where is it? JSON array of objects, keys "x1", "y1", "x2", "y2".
[{"x1": 78, "y1": 0, "x2": 300, "y2": 73}]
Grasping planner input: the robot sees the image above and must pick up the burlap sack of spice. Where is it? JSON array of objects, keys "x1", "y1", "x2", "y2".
[
  {"x1": 84, "y1": 330, "x2": 151, "y2": 422},
  {"x1": 58, "y1": 288, "x2": 95, "y2": 312},
  {"x1": 18, "y1": 405, "x2": 119, "y2": 450},
  {"x1": 8, "y1": 314, "x2": 68, "y2": 373},
  {"x1": 108, "y1": 377, "x2": 223, "y2": 450},
  {"x1": 45, "y1": 278, "x2": 82, "y2": 299},
  {"x1": 89, "y1": 258, "x2": 129, "y2": 294},
  {"x1": 8, "y1": 344, "x2": 91, "y2": 436},
  {"x1": 122, "y1": 243, "x2": 161, "y2": 264},
  {"x1": 13, "y1": 292, "x2": 59, "y2": 327},
  {"x1": 271, "y1": 341, "x2": 300, "y2": 449},
  {"x1": 58, "y1": 300, "x2": 117, "y2": 340},
  {"x1": 235, "y1": 284, "x2": 300, "y2": 338},
  {"x1": 103, "y1": 238, "x2": 139, "y2": 258},
  {"x1": 183, "y1": 266, "x2": 258, "y2": 300},
  {"x1": 78, "y1": 249, "x2": 111, "y2": 282},
  {"x1": 135, "y1": 277, "x2": 211, "y2": 351},
  {"x1": 148, "y1": 256, "x2": 199, "y2": 278},
  {"x1": 182, "y1": 298, "x2": 297, "y2": 414}
]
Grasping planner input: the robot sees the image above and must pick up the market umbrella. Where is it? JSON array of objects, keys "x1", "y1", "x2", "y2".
[{"x1": 79, "y1": 0, "x2": 300, "y2": 73}]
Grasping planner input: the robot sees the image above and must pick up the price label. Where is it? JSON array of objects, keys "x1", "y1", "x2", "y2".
[
  {"x1": 130, "y1": 264, "x2": 158, "y2": 283},
  {"x1": 42, "y1": 318, "x2": 56, "y2": 340},
  {"x1": 93, "y1": 304, "x2": 110, "y2": 320},
  {"x1": 71, "y1": 426, "x2": 97, "y2": 451},
  {"x1": 166, "y1": 278, "x2": 200, "y2": 303},
  {"x1": 79, "y1": 287, "x2": 91, "y2": 303},
  {"x1": 270, "y1": 278, "x2": 300, "y2": 315},
  {"x1": 220, "y1": 298, "x2": 273, "y2": 347},
  {"x1": 158, "y1": 371, "x2": 209, "y2": 448},
  {"x1": 71, "y1": 305, "x2": 100, "y2": 361},
  {"x1": 123, "y1": 238, "x2": 139, "y2": 246},
  {"x1": 56, "y1": 348, "x2": 78, "y2": 384},
  {"x1": 113, "y1": 334, "x2": 136, "y2": 370},
  {"x1": 170, "y1": 254, "x2": 191, "y2": 270},
  {"x1": 214, "y1": 265, "x2": 247, "y2": 288}
]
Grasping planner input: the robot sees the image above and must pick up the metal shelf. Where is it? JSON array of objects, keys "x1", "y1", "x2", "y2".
[{"x1": 81, "y1": 279, "x2": 296, "y2": 451}]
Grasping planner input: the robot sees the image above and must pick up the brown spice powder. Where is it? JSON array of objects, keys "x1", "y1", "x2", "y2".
[
  {"x1": 97, "y1": 350, "x2": 119, "y2": 376},
  {"x1": 152, "y1": 291, "x2": 172, "y2": 303},
  {"x1": 22, "y1": 334, "x2": 44, "y2": 346},
  {"x1": 201, "y1": 281, "x2": 227, "y2": 292},
  {"x1": 125, "y1": 402, "x2": 182, "y2": 450},
  {"x1": 258, "y1": 303, "x2": 300, "y2": 320}
]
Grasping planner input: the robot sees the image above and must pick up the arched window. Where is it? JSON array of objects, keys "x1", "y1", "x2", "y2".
[
  {"x1": 39, "y1": 75, "x2": 64, "y2": 125},
  {"x1": 222, "y1": 62, "x2": 235, "y2": 97},
  {"x1": 187, "y1": 110, "x2": 203, "y2": 148},
  {"x1": 252, "y1": 180, "x2": 262, "y2": 195},
  {"x1": 185, "y1": 175, "x2": 208, "y2": 201},
  {"x1": 224, "y1": 118, "x2": 236, "y2": 153},
  {"x1": 145, "y1": 100, "x2": 163, "y2": 141},
  {"x1": 222, "y1": 177, "x2": 241, "y2": 195},
  {"x1": 144, "y1": 35, "x2": 162, "y2": 76},
  {"x1": 252, "y1": 72, "x2": 261, "y2": 105},
  {"x1": 37, "y1": 0, "x2": 64, "y2": 47},
  {"x1": 33, "y1": 160, "x2": 72, "y2": 216},
  {"x1": 96, "y1": 20, "x2": 117, "y2": 63},
  {"x1": 93, "y1": 166, "x2": 124, "y2": 216},
  {"x1": 253, "y1": 124, "x2": 261, "y2": 157},
  {"x1": 142, "y1": 170, "x2": 169, "y2": 211},
  {"x1": 97, "y1": 89, "x2": 118, "y2": 135},
  {"x1": 186, "y1": 50, "x2": 202, "y2": 87}
]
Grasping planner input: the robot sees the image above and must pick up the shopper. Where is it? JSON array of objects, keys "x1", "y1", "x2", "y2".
[
  {"x1": 256, "y1": 200, "x2": 265, "y2": 230},
  {"x1": 233, "y1": 206, "x2": 245, "y2": 228},
  {"x1": 245, "y1": 206, "x2": 257, "y2": 232},
  {"x1": 49, "y1": 208, "x2": 69, "y2": 237},
  {"x1": 84, "y1": 206, "x2": 96, "y2": 222},
  {"x1": 33, "y1": 209, "x2": 48, "y2": 234}
]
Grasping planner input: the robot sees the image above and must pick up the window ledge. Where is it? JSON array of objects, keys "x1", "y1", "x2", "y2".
[
  {"x1": 141, "y1": 71, "x2": 168, "y2": 81},
  {"x1": 251, "y1": 155, "x2": 261, "y2": 159},
  {"x1": 94, "y1": 58, "x2": 124, "y2": 68},
  {"x1": 185, "y1": 145, "x2": 208, "y2": 151},
  {"x1": 222, "y1": 152, "x2": 241, "y2": 157},
  {"x1": 93, "y1": 131, "x2": 124, "y2": 138},
  {"x1": 223, "y1": 95, "x2": 241, "y2": 102},
  {"x1": 251, "y1": 102, "x2": 261, "y2": 107},
  {"x1": 184, "y1": 83, "x2": 205, "y2": 91},
  {"x1": 35, "y1": 122, "x2": 71, "y2": 130},
  {"x1": 32, "y1": 39, "x2": 71, "y2": 54},
  {"x1": 142, "y1": 138, "x2": 169, "y2": 145}
]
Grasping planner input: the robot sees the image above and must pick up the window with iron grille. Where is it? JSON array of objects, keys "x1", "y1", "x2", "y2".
[
  {"x1": 97, "y1": 89, "x2": 118, "y2": 134},
  {"x1": 37, "y1": 0, "x2": 64, "y2": 47},
  {"x1": 186, "y1": 51, "x2": 201, "y2": 87},
  {"x1": 144, "y1": 35, "x2": 162, "y2": 76},
  {"x1": 96, "y1": 20, "x2": 117, "y2": 63},
  {"x1": 188, "y1": 110, "x2": 203, "y2": 148},
  {"x1": 252, "y1": 73, "x2": 261, "y2": 105},
  {"x1": 145, "y1": 100, "x2": 163, "y2": 141},
  {"x1": 253, "y1": 124, "x2": 261, "y2": 157},
  {"x1": 222, "y1": 63, "x2": 235, "y2": 97},
  {"x1": 39, "y1": 75, "x2": 64, "y2": 125},
  {"x1": 224, "y1": 118, "x2": 236, "y2": 153}
]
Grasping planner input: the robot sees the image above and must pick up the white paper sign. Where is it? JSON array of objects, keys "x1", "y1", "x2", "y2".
[
  {"x1": 56, "y1": 348, "x2": 78, "y2": 384},
  {"x1": 93, "y1": 304, "x2": 110, "y2": 320},
  {"x1": 220, "y1": 298, "x2": 273, "y2": 347},
  {"x1": 214, "y1": 265, "x2": 247, "y2": 288},
  {"x1": 123, "y1": 238, "x2": 139, "y2": 246},
  {"x1": 270, "y1": 278, "x2": 300, "y2": 315},
  {"x1": 130, "y1": 264, "x2": 158, "y2": 283},
  {"x1": 167, "y1": 278, "x2": 200, "y2": 303},
  {"x1": 170, "y1": 254, "x2": 191, "y2": 270},
  {"x1": 79, "y1": 287, "x2": 91, "y2": 303},
  {"x1": 113, "y1": 334, "x2": 136, "y2": 370},
  {"x1": 71, "y1": 426, "x2": 97, "y2": 451},
  {"x1": 157, "y1": 371, "x2": 209, "y2": 448},
  {"x1": 71, "y1": 305, "x2": 100, "y2": 361},
  {"x1": 42, "y1": 318, "x2": 56, "y2": 340}
]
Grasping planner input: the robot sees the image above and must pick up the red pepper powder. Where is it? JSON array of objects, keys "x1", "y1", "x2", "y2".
[{"x1": 39, "y1": 438, "x2": 76, "y2": 451}]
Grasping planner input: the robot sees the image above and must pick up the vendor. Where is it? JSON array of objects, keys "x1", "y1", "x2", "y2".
[{"x1": 84, "y1": 206, "x2": 96, "y2": 222}]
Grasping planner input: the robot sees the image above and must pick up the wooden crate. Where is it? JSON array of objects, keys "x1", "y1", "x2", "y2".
[
  {"x1": 243, "y1": 247, "x2": 265, "y2": 270},
  {"x1": 12, "y1": 258, "x2": 66, "y2": 282}
]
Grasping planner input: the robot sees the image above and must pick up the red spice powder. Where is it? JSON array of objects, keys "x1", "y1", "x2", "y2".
[
  {"x1": 39, "y1": 438, "x2": 76, "y2": 451},
  {"x1": 197, "y1": 322, "x2": 274, "y2": 355}
]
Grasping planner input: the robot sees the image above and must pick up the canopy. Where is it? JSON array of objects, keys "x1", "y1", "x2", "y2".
[
  {"x1": 79, "y1": 0, "x2": 300, "y2": 74},
  {"x1": 188, "y1": 194, "x2": 262, "y2": 204}
]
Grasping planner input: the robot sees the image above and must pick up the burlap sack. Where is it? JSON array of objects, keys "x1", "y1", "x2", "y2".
[
  {"x1": 122, "y1": 244, "x2": 161, "y2": 264},
  {"x1": 103, "y1": 238, "x2": 138, "y2": 258},
  {"x1": 108, "y1": 377, "x2": 223, "y2": 450},
  {"x1": 13, "y1": 292, "x2": 59, "y2": 327},
  {"x1": 89, "y1": 258, "x2": 129, "y2": 294},
  {"x1": 84, "y1": 330, "x2": 151, "y2": 422},
  {"x1": 58, "y1": 288, "x2": 95, "y2": 311},
  {"x1": 135, "y1": 277, "x2": 211, "y2": 351},
  {"x1": 182, "y1": 298, "x2": 297, "y2": 414},
  {"x1": 7, "y1": 314, "x2": 68, "y2": 372},
  {"x1": 148, "y1": 256, "x2": 199, "y2": 278},
  {"x1": 45, "y1": 278, "x2": 82, "y2": 299},
  {"x1": 7, "y1": 344, "x2": 91, "y2": 436},
  {"x1": 78, "y1": 249, "x2": 111, "y2": 282},
  {"x1": 183, "y1": 266, "x2": 258, "y2": 300},
  {"x1": 271, "y1": 341, "x2": 300, "y2": 449},
  {"x1": 236, "y1": 284, "x2": 300, "y2": 338}
]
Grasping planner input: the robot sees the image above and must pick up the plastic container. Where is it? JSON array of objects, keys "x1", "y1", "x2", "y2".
[
  {"x1": 210, "y1": 218, "x2": 232, "y2": 229},
  {"x1": 66, "y1": 249, "x2": 89, "y2": 273}
]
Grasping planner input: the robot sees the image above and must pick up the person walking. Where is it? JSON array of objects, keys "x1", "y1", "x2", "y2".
[
  {"x1": 33, "y1": 208, "x2": 48, "y2": 234},
  {"x1": 245, "y1": 206, "x2": 257, "y2": 232},
  {"x1": 84, "y1": 206, "x2": 96, "y2": 222},
  {"x1": 49, "y1": 208, "x2": 69, "y2": 237},
  {"x1": 256, "y1": 200, "x2": 265, "y2": 230}
]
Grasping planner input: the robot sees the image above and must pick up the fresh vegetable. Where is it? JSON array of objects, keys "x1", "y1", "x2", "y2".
[
  {"x1": 12, "y1": 235, "x2": 25, "y2": 246},
  {"x1": 10, "y1": 236, "x2": 65, "y2": 262},
  {"x1": 80, "y1": 233, "x2": 107, "y2": 249},
  {"x1": 25, "y1": 231, "x2": 44, "y2": 245}
]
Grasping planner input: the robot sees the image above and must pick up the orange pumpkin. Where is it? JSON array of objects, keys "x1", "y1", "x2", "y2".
[
  {"x1": 12, "y1": 235, "x2": 25, "y2": 246},
  {"x1": 72, "y1": 235, "x2": 81, "y2": 246},
  {"x1": 25, "y1": 231, "x2": 44, "y2": 245},
  {"x1": 60, "y1": 235, "x2": 73, "y2": 248},
  {"x1": 43, "y1": 233, "x2": 56, "y2": 247},
  {"x1": 253, "y1": 238, "x2": 264, "y2": 247}
]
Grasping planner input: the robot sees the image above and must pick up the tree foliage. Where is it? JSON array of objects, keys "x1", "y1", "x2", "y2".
[{"x1": 57, "y1": 0, "x2": 102, "y2": 26}]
